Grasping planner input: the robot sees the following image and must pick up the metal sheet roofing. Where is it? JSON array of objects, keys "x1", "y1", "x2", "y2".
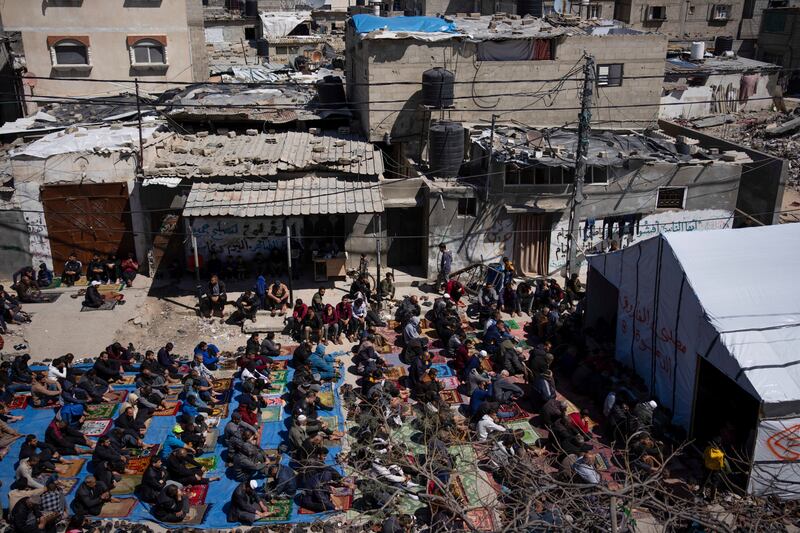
[
  {"x1": 147, "y1": 131, "x2": 383, "y2": 178},
  {"x1": 183, "y1": 177, "x2": 385, "y2": 217}
]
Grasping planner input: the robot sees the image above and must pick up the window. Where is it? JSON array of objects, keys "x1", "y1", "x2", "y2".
[
  {"x1": 646, "y1": 5, "x2": 667, "y2": 20},
  {"x1": 656, "y1": 187, "x2": 686, "y2": 209},
  {"x1": 132, "y1": 40, "x2": 165, "y2": 64},
  {"x1": 51, "y1": 39, "x2": 89, "y2": 66},
  {"x1": 688, "y1": 4, "x2": 695, "y2": 15},
  {"x1": 597, "y1": 64, "x2": 623, "y2": 86},
  {"x1": 244, "y1": 27, "x2": 257, "y2": 40},
  {"x1": 276, "y1": 46, "x2": 289, "y2": 55},
  {"x1": 768, "y1": 0, "x2": 788, "y2": 7},
  {"x1": 763, "y1": 11, "x2": 788, "y2": 33},
  {"x1": 585, "y1": 166, "x2": 609, "y2": 184},
  {"x1": 587, "y1": 4, "x2": 602, "y2": 18},
  {"x1": 710, "y1": 4, "x2": 731, "y2": 20},
  {"x1": 505, "y1": 165, "x2": 536, "y2": 185},
  {"x1": 457, "y1": 197, "x2": 477, "y2": 217}
]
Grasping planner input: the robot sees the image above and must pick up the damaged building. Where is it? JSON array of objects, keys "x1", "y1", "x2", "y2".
[
  {"x1": 419, "y1": 123, "x2": 782, "y2": 278},
  {"x1": 140, "y1": 130, "x2": 407, "y2": 278}
]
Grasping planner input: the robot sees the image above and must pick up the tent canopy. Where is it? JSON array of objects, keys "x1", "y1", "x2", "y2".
[{"x1": 588, "y1": 224, "x2": 800, "y2": 498}]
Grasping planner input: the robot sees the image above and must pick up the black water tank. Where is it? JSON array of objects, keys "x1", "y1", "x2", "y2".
[
  {"x1": 316, "y1": 75, "x2": 347, "y2": 108},
  {"x1": 714, "y1": 35, "x2": 734, "y2": 56},
  {"x1": 245, "y1": 0, "x2": 258, "y2": 16},
  {"x1": 517, "y1": 0, "x2": 543, "y2": 17},
  {"x1": 422, "y1": 67, "x2": 455, "y2": 109},
  {"x1": 429, "y1": 121, "x2": 464, "y2": 178}
]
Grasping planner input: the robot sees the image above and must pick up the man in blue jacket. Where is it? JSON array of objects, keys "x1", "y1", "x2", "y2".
[{"x1": 193, "y1": 342, "x2": 220, "y2": 370}]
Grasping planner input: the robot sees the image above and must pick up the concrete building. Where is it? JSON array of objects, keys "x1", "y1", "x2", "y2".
[
  {"x1": 140, "y1": 130, "x2": 399, "y2": 275},
  {"x1": 660, "y1": 55, "x2": 780, "y2": 120},
  {"x1": 613, "y1": 0, "x2": 743, "y2": 47},
  {"x1": 346, "y1": 14, "x2": 668, "y2": 152},
  {"x1": 421, "y1": 124, "x2": 757, "y2": 277},
  {"x1": 0, "y1": 0, "x2": 208, "y2": 98},
  {"x1": 756, "y1": 7, "x2": 800, "y2": 80},
  {"x1": 6, "y1": 123, "x2": 160, "y2": 273}
]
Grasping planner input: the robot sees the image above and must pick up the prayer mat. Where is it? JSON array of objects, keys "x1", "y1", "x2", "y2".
[
  {"x1": 177, "y1": 364, "x2": 191, "y2": 374},
  {"x1": 7, "y1": 394, "x2": 28, "y2": 410},
  {"x1": 81, "y1": 418, "x2": 112, "y2": 437},
  {"x1": 111, "y1": 474, "x2": 141, "y2": 495},
  {"x1": 26, "y1": 292, "x2": 61, "y2": 303},
  {"x1": 262, "y1": 396, "x2": 284, "y2": 406},
  {"x1": 186, "y1": 484, "x2": 209, "y2": 505},
  {"x1": 204, "y1": 416, "x2": 222, "y2": 428},
  {"x1": 127, "y1": 443, "x2": 159, "y2": 458},
  {"x1": 73, "y1": 277, "x2": 88, "y2": 286},
  {"x1": 117, "y1": 375, "x2": 136, "y2": 385},
  {"x1": 261, "y1": 405, "x2": 283, "y2": 423},
  {"x1": 81, "y1": 300, "x2": 117, "y2": 312},
  {"x1": 431, "y1": 354, "x2": 447, "y2": 364},
  {"x1": 378, "y1": 344, "x2": 393, "y2": 354},
  {"x1": 465, "y1": 507, "x2": 496, "y2": 532},
  {"x1": 594, "y1": 452, "x2": 611, "y2": 472},
  {"x1": 153, "y1": 401, "x2": 180, "y2": 416},
  {"x1": 58, "y1": 477, "x2": 79, "y2": 495},
  {"x1": 437, "y1": 376, "x2": 460, "y2": 390},
  {"x1": 504, "y1": 319, "x2": 521, "y2": 330},
  {"x1": 165, "y1": 391, "x2": 181, "y2": 402},
  {"x1": 104, "y1": 390, "x2": 128, "y2": 403},
  {"x1": 255, "y1": 499, "x2": 293, "y2": 522},
  {"x1": 44, "y1": 278, "x2": 62, "y2": 289},
  {"x1": 384, "y1": 366, "x2": 407, "y2": 380},
  {"x1": 450, "y1": 444, "x2": 478, "y2": 467},
  {"x1": 125, "y1": 457, "x2": 152, "y2": 474},
  {"x1": 202, "y1": 429, "x2": 219, "y2": 453},
  {"x1": 504, "y1": 420, "x2": 541, "y2": 445},
  {"x1": 97, "y1": 282, "x2": 125, "y2": 293},
  {"x1": 195, "y1": 456, "x2": 217, "y2": 470},
  {"x1": 497, "y1": 402, "x2": 530, "y2": 422},
  {"x1": 270, "y1": 370, "x2": 288, "y2": 384},
  {"x1": 212, "y1": 378, "x2": 232, "y2": 393},
  {"x1": 180, "y1": 503, "x2": 210, "y2": 525},
  {"x1": 219, "y1": 359, "x2": 239, "y2": 371},
  {"x1": 55, "y1": 458, "x2": 85, "y2": 478},
  {"x1": 271, "y1": 360, "x2": 289, "y2": 370},
  {"x1": 84, "y1": 403, "x2": 119, "y2": 420},
  {"x1": 515, "y1": 339, "x2": 530, "y2": 350},
  {"x1": 210, "y1": 404, "x2": 229, "y2": 418},
  {"x1": 431, "y1": 363, "x2": 453, "y2": 378},
  {"x1": 457, "y1": 472, "x2": 488, "y2": 507},
  {"x1": 439, "y1": 390, "x2": 463, "y2": 405},
  {"x1": 318, "y1": 383, "x2": 335, "y2": 407},
  {"x1": 98, "y1": 497, "x2": 138, "y2": 518}
]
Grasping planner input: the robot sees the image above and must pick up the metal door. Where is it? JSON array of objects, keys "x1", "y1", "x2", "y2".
[{"x1": 41, "y1": 183, "x2": 135, "y2": 267}]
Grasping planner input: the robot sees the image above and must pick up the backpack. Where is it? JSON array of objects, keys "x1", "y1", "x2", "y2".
[{"x1": 704, "y1": 445, "x2": 725, "y2": 471}]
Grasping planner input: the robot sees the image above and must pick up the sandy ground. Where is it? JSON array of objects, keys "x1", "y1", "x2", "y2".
[{"x1": 1, "y1": 272, "x2": 435, "y2": 362}]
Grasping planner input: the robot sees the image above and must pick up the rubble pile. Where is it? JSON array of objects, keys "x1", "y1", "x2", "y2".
[{"x1": 703, "y1": 110, "x2": 800, "y2": 190}]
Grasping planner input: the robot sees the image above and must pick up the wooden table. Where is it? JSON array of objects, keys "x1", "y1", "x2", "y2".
[{"x1": 313, "y1": 255, "x2": 346, "y2": 281}]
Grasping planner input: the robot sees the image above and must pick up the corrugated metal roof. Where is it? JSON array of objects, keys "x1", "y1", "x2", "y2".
[
  {"x1": 146, "y1": 131, "x2": 383, "y2": 178},
  {"x1": 183, "y1": 177, "x2": 385, "y2": 217}
]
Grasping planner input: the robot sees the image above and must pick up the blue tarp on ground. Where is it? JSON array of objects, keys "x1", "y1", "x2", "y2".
[
  {"x1": 1, "y1": 358, "x2": 346, "y2": 527},
  {"x1": 351, "y1": 14, "x2": 458, "y2": 34}
]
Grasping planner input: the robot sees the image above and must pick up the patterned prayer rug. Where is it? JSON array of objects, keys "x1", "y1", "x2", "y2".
[
  {"x1": 153, "y1": 401, "x2": 180, "y2": 416},
  {"x1": 55, "y1": 458, "x2": 85, "y2": 477},
  {"x1": 255, "y1": 499, "x2": 292, "y2": 522},
  {"x1": 84, "y1": 403, "x2": 119, "y2": 420},
  {"x1": 186, "y1": 484, "x2": 209, "y2": 505},
  {"x1": 81, "y1": 418, "x2": 112, "y2": 437},
  {"x1": 110, "y1": 474, "x2": 141, "y2": 495},
  {"x1": 98, "y1": 497, "x2": 138, "y2": 518},
  {"x1": 465, "y1": 507, "x2": 497, "y2": 532},
  {"x1": 439, "y1": 390, "x2": 463, "y2": 405}
]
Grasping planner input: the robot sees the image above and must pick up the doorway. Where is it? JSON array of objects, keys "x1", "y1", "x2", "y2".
[
  {"x1": 513, "y1": 214, "x2": 552, "y2": 276},
  {"x1": 387, "y1": 207, "x2": 424, "y2": 268},
  {"x1": 41, "y1": 183, "x2": 135, "y2": 266},
  {"x1": 693, "y1": 355, "x2": 760, "y2": 491}
]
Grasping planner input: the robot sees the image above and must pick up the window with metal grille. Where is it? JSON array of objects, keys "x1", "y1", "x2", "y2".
[
  {"x1": 656, "y1": 187, "x2": 686, "y2": 209},
  {"x1": 586, "y1": 166, "x2": 609, "y2": 184},
  {"x1": 457, "y1": 197, "x2": 477, "y2": 217},
  {"x1": 710, "y1": 4, "x2": 731, "y2": 20},
  {"x1": 587, "y1": 4, "x2": 602, "y2": 18},
  {"x1": 597, "y1": 64, "x2": 623, "y2": 86}
]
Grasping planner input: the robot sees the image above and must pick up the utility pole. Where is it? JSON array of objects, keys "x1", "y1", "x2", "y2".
[
  {"x1": 565, "y1": 54, "x2": 594, "y2": 281},
  {"x1": 376, "y1": 215, "x2": 382, "y2": 309},
  {"x1": 286, "y1": 225, "x2": 294, "y2": 304},
  {"x1": 134, "y1": 78, "x2": 144, "y2": 176},
  {"x1": 485, "y1": 114, "x2": 498, "y2": 202}
]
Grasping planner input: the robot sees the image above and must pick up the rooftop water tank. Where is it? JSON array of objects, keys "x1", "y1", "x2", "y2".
[
  {"x1": 429, "y1": 121, "x2": 464, "y2": 178},
  {"x1": 422, "y1": 67, "x2": 455, "y2": 109}
]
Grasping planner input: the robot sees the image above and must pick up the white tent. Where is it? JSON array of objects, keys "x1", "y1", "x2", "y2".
[{"x1": 587, "y1": 224, "x2": 800, "y2": 499}]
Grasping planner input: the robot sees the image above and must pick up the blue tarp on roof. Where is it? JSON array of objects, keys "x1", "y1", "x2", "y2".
[{"x1": 351, "y1": 14, "x2": 458, "y2": 34}]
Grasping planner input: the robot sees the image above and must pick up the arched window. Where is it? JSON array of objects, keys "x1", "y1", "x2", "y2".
[
  {"x1": 52, "y1": 39, "x2": 89, "y2": 66},
  {"x1": 131, "y1": 38, "x2": 166, "y2": 65}
]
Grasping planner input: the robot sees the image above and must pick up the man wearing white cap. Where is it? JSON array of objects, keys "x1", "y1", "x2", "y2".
[
  {"x1": 465, "y1": 350, "x2": 493, "y2": 396},
  {"x1": 82, "y1": 279, "x2": 124, "y2": 309},
  {"x1": 228, "y1": 479, "x2": 274, "y2": 524}
]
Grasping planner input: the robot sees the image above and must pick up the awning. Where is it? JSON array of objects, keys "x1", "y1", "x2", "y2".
[
  {"x1": 183, "y1": 177, "x2": 385, "y2": 217},
  {"x1": 504, "y1": 198, "x2": 569, "y2": 214}
]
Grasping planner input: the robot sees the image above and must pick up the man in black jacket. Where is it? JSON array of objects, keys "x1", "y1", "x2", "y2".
[
  {"x1": 152, "y1": 484, "x2": 189, "y2": 523},
  {"x1": 228, "y1": 480, "x2": 274, "y2": 524},
  {"x1": 137, "y1": 455, "x2": 167, "y2": 503},
  {"x1": 166, "y1": 447, "x2": 218, "y2": 485},
  {"x1": 70, "y1": 476, "x2": 111, "y2": 516},
  {"x1": 62, "y1": 253, "x2": 82, "y2": 287},
  {"x1": 93, "y1": 352, "x2": 122, "y2": 383}
]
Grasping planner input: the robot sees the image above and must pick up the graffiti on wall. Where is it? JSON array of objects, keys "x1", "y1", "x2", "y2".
[
  {"x1": 548, "y1": 209, "x2": 733, "y2": 273},
  {"x1": 189, "y1": 217, "x2": 303, "y2": 261},
  {"x1": 24, "y1": 211, "x2": 53, "y2": 269}
]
